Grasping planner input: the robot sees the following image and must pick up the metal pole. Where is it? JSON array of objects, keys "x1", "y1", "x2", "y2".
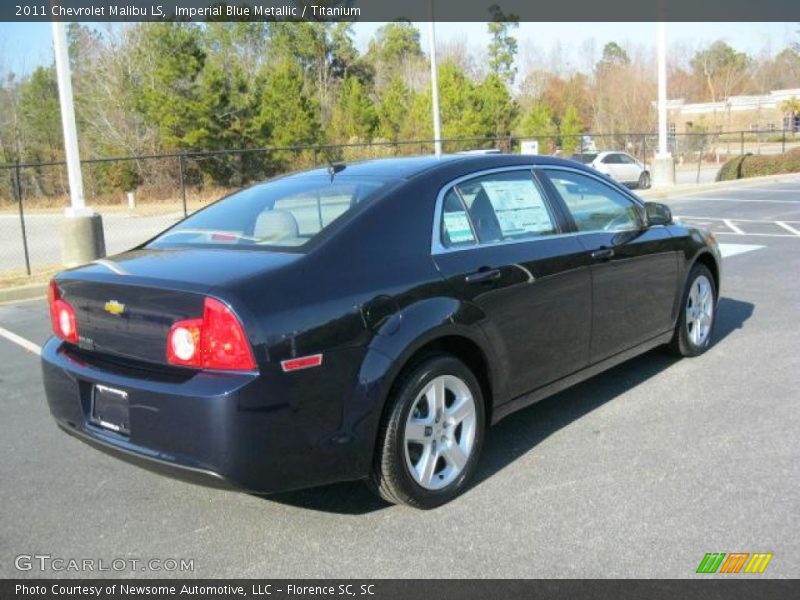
[
  {"x1": 657, "y1": 23, "x2": 668, "y2": 157},
  {"x1": 740, "y1": 131, "x2": 744, "y2": 155},
  {"x1": 782, "y1": 127, "x2": 786, "y2": 153},
  {"x1": 428, "y1": 7, "x2": 443, "y2": 157},
  {"x1": 15, "y1": 164, "x2": 31, "y2": 276},
  {"x1": 178, "y1": 155, "x2": 188, "y2": 218},
  {"x1": 52, "y1": 21, "x2": 87, "y2": 216}
]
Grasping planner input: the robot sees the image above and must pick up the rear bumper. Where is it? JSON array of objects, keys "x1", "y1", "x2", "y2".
[
  {"x1": 56, "y1": 422, "x2": 235, "y2": 490},
  {"x1": 41, "y1": 338, "x2": 367, "y2": 493}
]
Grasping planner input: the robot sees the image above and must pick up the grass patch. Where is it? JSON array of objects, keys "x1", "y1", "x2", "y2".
[{"x1": 0, "y1": 265, "x2": 61, "y2": 290}]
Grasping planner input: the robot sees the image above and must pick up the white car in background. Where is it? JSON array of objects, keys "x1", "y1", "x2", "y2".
[{"x1": 571, "y1": 151, "x2": 651, "y2": 189}]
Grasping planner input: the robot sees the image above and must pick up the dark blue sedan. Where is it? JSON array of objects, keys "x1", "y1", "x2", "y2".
[{"x1": 42, "y1": 155, "x2": 720, "y2": 508}]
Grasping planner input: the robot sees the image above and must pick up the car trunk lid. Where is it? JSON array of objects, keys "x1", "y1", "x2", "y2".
[{"x1": 55, "y1": 247, "x2": 299, "y2": 365}]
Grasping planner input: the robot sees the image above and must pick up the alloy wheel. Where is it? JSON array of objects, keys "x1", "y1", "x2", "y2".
[
  {"x1": 403, "y1": 375, "x2": 477, "y2": 490},
  {"x1": 686, "y1": 274, "x2": 714, "y2": 346}
]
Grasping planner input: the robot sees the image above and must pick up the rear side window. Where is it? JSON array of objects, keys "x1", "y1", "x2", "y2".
[
  {"x1": 544, "y1": 170, "x2": 642, "y2": 232},
  {"x1": 441, "y1": 190, "x2": 476, "y2": 247},
  {"x1": 147, "y1": 175, "x2": 395, "y2": 250},
  {"x1": 440, "y1": 171, "x2": 557, "y2": 247}
]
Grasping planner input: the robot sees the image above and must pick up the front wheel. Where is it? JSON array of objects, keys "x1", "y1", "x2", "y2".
[
  {"x1": 669, "y1": 264, "x2": 717, "y2": 356},
  {"x1": 638, "y1": 171, "x2": 651, "y2": 189},
  {"x1": 368, "y1": 355, "x2": 485, "y2": 509}
]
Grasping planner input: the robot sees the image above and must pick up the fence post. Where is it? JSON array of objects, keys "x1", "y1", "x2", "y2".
[
  {"x1": 740, "y1": 131, "x2": 744, "y2": 155},
  {"x1": 782, "y1": 127, "x2": 786, "y2": 153},
  {"x1": 642, "y1": 135, "x2": 648, "y2": 171},
  {"x1": 178, "y1": 154, "x2": 188, "y2": 218},
  {"x1": 696, "y1": 135, "x2": 705, "y2": 184},
  {"x1": 14, "y1": 164, "x2": 32, "y2": 276}
]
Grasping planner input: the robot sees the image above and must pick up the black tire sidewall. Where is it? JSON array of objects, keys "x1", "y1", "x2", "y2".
[{"x1": 387, "y1": 355, "x2": 485, "y2": 508}]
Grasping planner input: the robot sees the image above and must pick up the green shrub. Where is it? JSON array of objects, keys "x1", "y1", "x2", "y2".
[
  {"x1": 716, "y1": 154, "x2": 750, "y2": 181},
  {"x1": 717, "y1": 148, "x2": 800, "y2": 181}
]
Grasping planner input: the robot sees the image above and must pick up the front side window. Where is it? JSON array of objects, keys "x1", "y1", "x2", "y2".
[
  {"x1": 545, "y1": 170, "x2": 642, "y2": 233},
  {"x1": 442, "y1": 170, "x2": 556, "y2": 244},
  {"x1": 147, "y1": 175, "x2": 396, "y2": 250}
]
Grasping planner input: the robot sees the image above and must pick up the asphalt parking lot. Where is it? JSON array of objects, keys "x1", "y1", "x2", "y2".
[{"x1": 1, "y1": 178, "x2": 798, "y2": 578}]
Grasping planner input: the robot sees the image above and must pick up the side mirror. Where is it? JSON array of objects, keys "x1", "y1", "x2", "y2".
[{"x1": 645, "y1": 201, "x2": 672, "y2": 226}]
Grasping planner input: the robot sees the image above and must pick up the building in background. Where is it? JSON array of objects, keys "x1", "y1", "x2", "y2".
[{"x1": 666, "y1": 88, "x2": 800, "y2": 134}]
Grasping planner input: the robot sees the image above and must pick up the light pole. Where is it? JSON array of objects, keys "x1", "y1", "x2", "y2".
[
  {"x1": 428, "y1": 6, "x2": 442, "y2": 157},
  {"x1": 653, "y1": 22, "x2": 675, "y2": 187},
  {"x1": 52, "y1": 21, "x2": 105, "y2": 265}
]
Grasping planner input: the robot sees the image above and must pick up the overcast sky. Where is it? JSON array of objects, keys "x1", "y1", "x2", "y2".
[{"x1": 0, "y1": 21, "x2": 796, "y2": 76}]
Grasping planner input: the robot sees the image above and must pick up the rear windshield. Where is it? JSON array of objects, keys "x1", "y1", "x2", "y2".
[
  {"x1": 147, "y1": 174, "x2": 396, "y2": 251},
  {"x1": 571, "y1": 153, "x2": 597, "y2": 164}
]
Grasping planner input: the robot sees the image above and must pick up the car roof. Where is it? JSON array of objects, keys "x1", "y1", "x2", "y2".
[{"x1": 283, "y1": 154, "x2": 586, "y2": 180}]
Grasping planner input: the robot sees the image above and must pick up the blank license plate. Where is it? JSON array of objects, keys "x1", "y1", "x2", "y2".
[{"x1": 92, "y1": 384, "x2": 130, "y2": 434}]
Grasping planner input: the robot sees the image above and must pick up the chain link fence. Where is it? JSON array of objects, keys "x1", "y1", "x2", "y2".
[{"x1": 1, "y1": 129, "x2": 798, "y2": 283}]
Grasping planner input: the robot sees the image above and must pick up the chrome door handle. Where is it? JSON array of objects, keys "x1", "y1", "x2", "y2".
[
  {"x1": 465, "y1": 268, "x2": 501, "y2": 284},
  {"x1": 591, "y1": 248, "x2": 615, "y2": 260}
]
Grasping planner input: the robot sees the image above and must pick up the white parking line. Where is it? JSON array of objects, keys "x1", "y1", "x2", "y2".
[
  {"x1": 0, "y1": 325, "x2": 41, "y2": 356},
  {"x1": 670, "y1": 196, "x2": 800, "y2": 204},
  {"x1": 776, "y1": 221, "x2": 800, "y2": 236},
  {"x1": 727, "y1": 188, "x2": 800, "y2": 193},
  {"x1": 677, "y1": 216, "x2": 800, "y2": 224},
  {"x1": 723, "y1": 219, "x2": 745, "y2": 234},
  {"x1": 717, "y1": 243, "x2": 765, "y2": 258},
  {"x1": 714, "y1": 231, "x2": 798, "y2": 238},
  {"x1": 675, "y1": 216, "x2": 800, "y2": 238}
]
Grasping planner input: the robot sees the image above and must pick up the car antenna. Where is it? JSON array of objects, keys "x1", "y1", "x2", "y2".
[{"x1": 321, "y1": 148, "x2": 346, "y2": 182}]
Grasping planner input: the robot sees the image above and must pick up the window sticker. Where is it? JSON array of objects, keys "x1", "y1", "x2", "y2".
[
  {"x1": 443, "y1": 211, "x2": 475, "y2": 244},
  {"x1": 481, "y1": 180, "x2": 553, "y2": 235}
]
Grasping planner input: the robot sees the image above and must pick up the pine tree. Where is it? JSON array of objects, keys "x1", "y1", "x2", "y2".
[
  {"x1": 252, "y1": 59, "x2": 321, "y2": 170},
  {"x1": 520, "y1": 102, "x2": 558, "y2": 154},
  {"x1": 559, "y1": 105, "x2": 583, "y2": 154},
  {"x1": 331, "y1": 76, "x2": 377, "y2": 143},
  {"x1": 376, "y1": 76, "x2": 410, "y2": 142},
  {"x1": 487, "y1": 11, "x2": 519, "y2": 85}
]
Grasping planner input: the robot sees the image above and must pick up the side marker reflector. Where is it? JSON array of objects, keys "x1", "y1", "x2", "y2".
[{"x1": 281, "y1": 354, "x2": 323, "y2": 372}]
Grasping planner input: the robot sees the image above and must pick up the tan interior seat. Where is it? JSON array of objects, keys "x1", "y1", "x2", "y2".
[{"x1": 254, "y1": 209, "x2": 300, "y2": 242}]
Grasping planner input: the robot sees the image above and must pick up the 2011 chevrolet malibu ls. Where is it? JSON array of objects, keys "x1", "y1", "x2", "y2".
[{"x1": 42, "y1": 154, "x2": 721, "y2": 508}]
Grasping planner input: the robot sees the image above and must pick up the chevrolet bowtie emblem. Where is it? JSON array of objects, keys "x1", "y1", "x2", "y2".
[{"x1": 104, "y1": 300, "x2": 126, "y2": 315}]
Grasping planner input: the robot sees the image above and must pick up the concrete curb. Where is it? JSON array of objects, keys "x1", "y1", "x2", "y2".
[
  {"x1": 0, "y1": 284, "x2": 46, "y2": 304},
  {"x1": 640, "y1": 172, "x2": 800, "y2": 200}
]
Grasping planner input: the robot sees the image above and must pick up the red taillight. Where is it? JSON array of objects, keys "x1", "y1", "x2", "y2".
[
  {"x1": 48, "y1": 280, "x2": 78, "y2": 344},
  {"x1": 166, "y1": 298, "x2": 256, "y2": 371}
]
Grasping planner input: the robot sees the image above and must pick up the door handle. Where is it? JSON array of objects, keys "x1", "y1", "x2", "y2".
[
  {"x1": 465, "y1": 268, "x2": 501, "y2": 284},
  {"x1": 591, "y1": 247, "x2": 615, "y2": 260}
]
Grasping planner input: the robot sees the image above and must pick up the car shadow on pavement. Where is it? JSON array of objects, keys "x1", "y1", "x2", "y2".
[{"x1": 266, "y1": 296, "x2": 753, "y2": 515}]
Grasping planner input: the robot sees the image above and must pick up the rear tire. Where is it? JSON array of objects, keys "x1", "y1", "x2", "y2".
[
  {"x1": 638, "y1": 171, "x2": 651, "y2": 189},
  {"x1": 368, "y1": 355, "x2": 485, "y2": 509},
  {"x1": 669, "y1": 264, "x2": 716, "y2": 357}
]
